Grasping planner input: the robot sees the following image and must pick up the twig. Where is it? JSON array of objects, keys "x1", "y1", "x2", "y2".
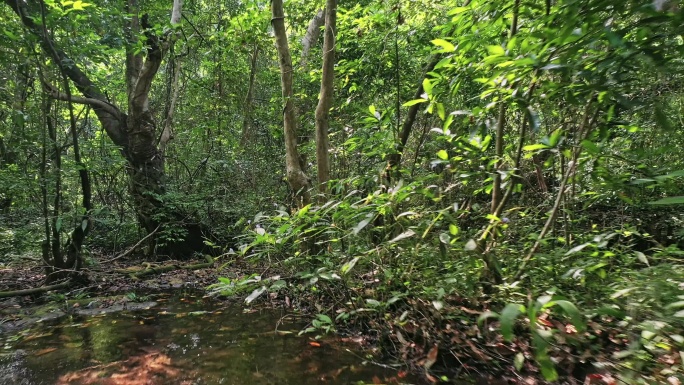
[
  {"x1": 512, "y1": 97, "x2": 597, "y2": 282},
  {"x1": 103, "y1": 224, "x2": 161, "y2": 262}
]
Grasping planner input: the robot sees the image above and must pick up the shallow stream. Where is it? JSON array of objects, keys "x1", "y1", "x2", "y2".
[{"x1": 0, "y1": 295, "x2": 419, "y2": 385}]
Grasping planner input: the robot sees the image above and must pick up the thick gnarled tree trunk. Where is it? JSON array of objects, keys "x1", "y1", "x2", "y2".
[{"x1": 5, "y1": 0, "x2": 202, "y2": 258}]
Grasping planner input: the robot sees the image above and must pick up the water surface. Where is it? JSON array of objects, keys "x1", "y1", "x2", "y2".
[{"x1": 0, "y1": 295, "x2": 418, "y2": 385}]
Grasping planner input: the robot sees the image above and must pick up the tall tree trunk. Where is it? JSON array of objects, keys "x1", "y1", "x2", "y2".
[
  {"x1": 272, "y1": 0, "x2": 311, "y2": 208},
  {"x1": 240, "y1": 43, "x2": 260, "y2": 147},
  {"x1": 314, "y1": 0, "x2": 337, "y2": 199}
]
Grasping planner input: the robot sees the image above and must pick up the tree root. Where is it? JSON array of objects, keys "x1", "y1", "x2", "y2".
[
  {"x1": 0, "y1": 280, "x2": 72, "y2": 299},
  {"x1": 115, "y1": 255, "x2": 214, "y2": 280}
]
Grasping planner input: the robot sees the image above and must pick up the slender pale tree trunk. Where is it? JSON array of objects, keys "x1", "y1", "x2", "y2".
[
  {"x1": 272, "y1": 0, "x2": 311, "y2": 208},
  {"x1": 314, "y1": 0, "x2": 337, "y2": 199}
]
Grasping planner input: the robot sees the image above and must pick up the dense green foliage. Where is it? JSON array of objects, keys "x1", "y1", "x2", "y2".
[{"x1": 2, "y1": 0, "x2": 684, "y2": 382}]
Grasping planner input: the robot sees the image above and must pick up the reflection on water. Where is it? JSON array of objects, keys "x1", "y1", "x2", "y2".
[{"x1": 0, "y1": 296, "x2": 419, "y2": 385}]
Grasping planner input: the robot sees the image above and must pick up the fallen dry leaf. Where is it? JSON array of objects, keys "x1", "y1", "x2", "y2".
[{"x1": 423, "y1": 344, "x2": 439, "y2": 370}]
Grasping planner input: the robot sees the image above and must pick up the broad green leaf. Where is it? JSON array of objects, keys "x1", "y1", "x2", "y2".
[
  {"x1": 635, "y1": 251, "x2": 649, "y2": 266},
  {"x1": 449, "y1": 224, "x2": 459, "y2": 235},
  {"x1": 547, "y1": 128, "x2": 563, "y2": 147},
  {"x1": 437, "y1": 102, "x2": 445, "y2": 120},
  {"x1": 296, "y1": 204, "x2": 311, "y2": 217},
  {"x1": 403, "y1": 99, "x2": 427, "y2": 107},
  {"x1": 245, "y1": 286, "x2": 267, "y2": 304},
  {"x1": 72, "y1": 1, "x2": 92, "y2": 10},
  {"x1": 665, "y1": 301, "x2": 684, "y2": 309},
  {"x1": 514, "y1": 352, "x2": 525, "y2": 371},
  {"x1": 422, "y1": 78, "x2": 433, "y2": 95},
  {"x1": 439, "y1": 232, "x2": 450, "y2": 244},
  {"x1": 353, "y1": 214, "x2": 374, "y2": 235},
  {"x1": 487, "y1": 45, "x2": 505, "y2": 56},
  {"x1": 431, "y1": 38, "x2": 455, "y2": 52},
  {"x1": 447, "y1": 6, "x2": 468, "y2": 15},
  {"x1": 500, "y1": 303, "x2": 524, "y2": 341},
  {"x1": 523, "y1": 144, "x2": 549, "y2": 152},
  {"x1": 366, "y1": 299, "x2": 382, "y2": 307},
  {"x1": 436, "y1": 149, "x2": 449, "y2": 160},
  {"x1": 388, "y1": 230, "x2": 415, "y2": 244},
  {"x1": 341, "y1": 257, "x2": 360, "y2": 274},
  {"x1": 581, "y1": 140, "x2": 600, "y2": 154},
  {"x1": 650, "y1": 196, "x2": 684, "y2": 205},
  {"x1": 564, "y1": 242, "x2": 589, "y2": 256},
  {"x1": 464, "y1": 239, "x2": 478, "y2": 251},
  {"x1": 477, "y1": 310, "x2": 499, "y2": 326},
  {"x1": 552, "y1": 300, "x2": 585, "y2": 332}
]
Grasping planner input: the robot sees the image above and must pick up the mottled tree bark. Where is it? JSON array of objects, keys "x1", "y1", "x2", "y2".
[
  {"x1": 301, "y1": 8, "x2": 325, "y2": 67},
  {"x1": 4, "y1": 0, "x2": 202, "y2": 258}
]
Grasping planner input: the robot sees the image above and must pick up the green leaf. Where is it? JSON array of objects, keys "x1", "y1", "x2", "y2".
[
  {"x1": 72, "y1": 1, "x2": 92, "y2": 10},
  {"x1": 402, "y1": 99, "x2": 428, "y2": 107},
  {"x1": 341, "y1": 257, "x2": 360, "y2": 274},
  {"x1": 437, "y1": 103, "x2": 445, "y2": 120},
  {"x1": 389, "y1": 230, "x2": 416, "y2": 243},
  {"x1": 514, "y1": 352, "x2": 525, "y2": 372},
  {"x1": 547, "y1": 128, "x2": 563, "y2": 147},
  {"x1": 296, "y1": 204, "x2": 311, "y2": 217},
  {"x1": 487, "y1": 45, "x2": 505, "y2": 56},
  {"x1": 245, "y1": 286, "x2": 267, "y2": 304},
  {"x1": 477, "y1": 310, "x2": 499, "y2": 326},
  {"x1": 439, "y1": 232, "x2": 450, "y2": 244},
  {"x1": 523, "y1": 144, "x2": 549, "y2": 152},
  {"x1": 353, "y1": 214, "x2": 374, "y2": 235},
  {"x1": 635, "y1": 251, "x2": 649, "y2": 266},
  {"x1": 431, "y1": 38, "x2": 455, "y2": 52},
  {"x1": 552, "y1": 300, "x2": 585, "y2": 332},
  {"x1": 580, "y1": 140, "x2": 600, "y2": 154},
  {"x1": 447, "y1": 6, "x2": 468, "y2": 15},
  {"x1": 436, "y1": 149, "x2": 449, "y2": 160},
  {"x1": 464, "y1": 239, "x2": 478, "y2": 251},
  {"x1": 449, "y1": 224, "x2": 459, "y2": 235},
  {"x1": 650, "y1": 196, "x2": 684, "y2": 205},
  {"x1": 422, "y1": 78, "x2": 433, "y2": 95},
  {"x1": 500, "y1": 303, "x2": 524, "y2": 341}
]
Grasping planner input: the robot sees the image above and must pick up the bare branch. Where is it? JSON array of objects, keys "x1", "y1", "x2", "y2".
[{"x1": 42, "y1": 81, "x2": 121, "y2": 117}]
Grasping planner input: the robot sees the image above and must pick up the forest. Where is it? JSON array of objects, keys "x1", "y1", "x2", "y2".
[{"x1": 1, "y1": 0, "x2": 684, "y2": 383}]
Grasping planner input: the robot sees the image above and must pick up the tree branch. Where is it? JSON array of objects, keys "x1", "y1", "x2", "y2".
[
  {"x1": 42, "y1": 81, "x2": 121, "y2": 117},
  {"x1": 4, "y1": 0, "x2": 128, "y2": 148},
  {"x1": 130, "y1": 0, "x2": 183, "y2": 116}
]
